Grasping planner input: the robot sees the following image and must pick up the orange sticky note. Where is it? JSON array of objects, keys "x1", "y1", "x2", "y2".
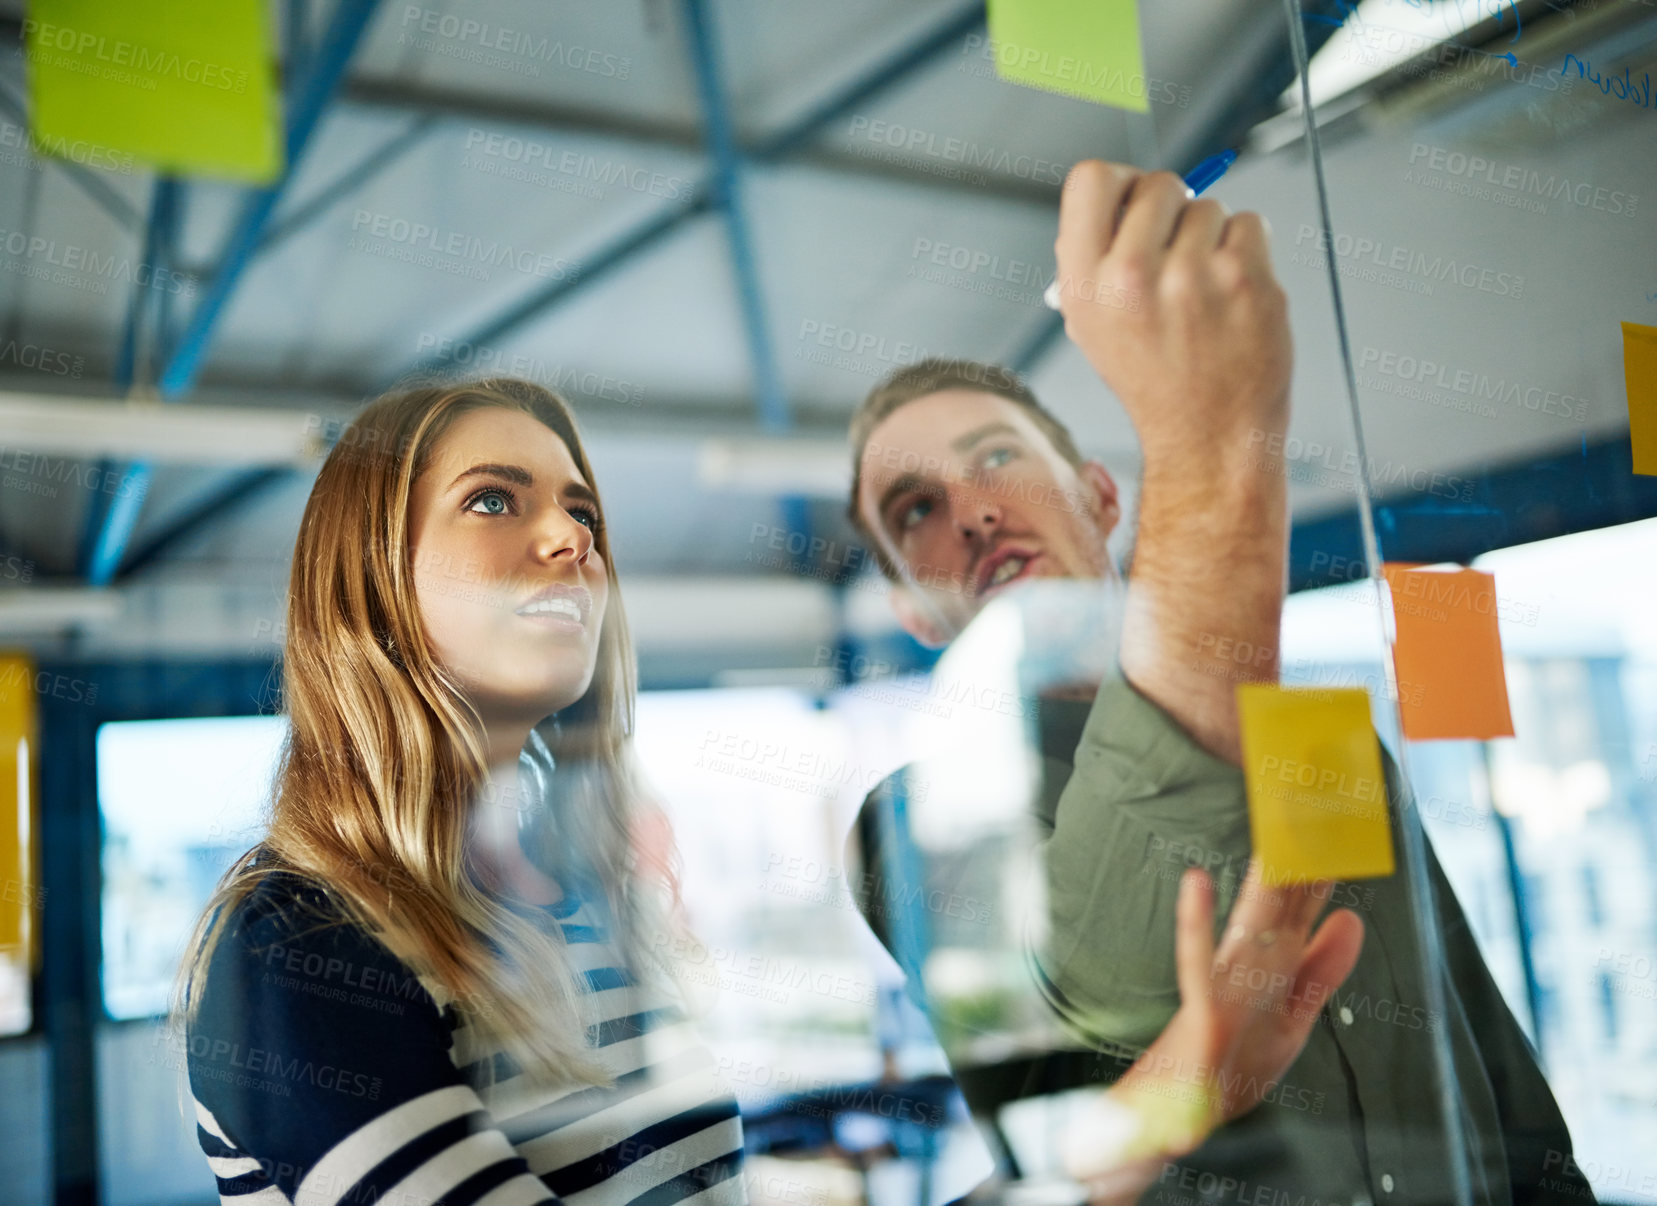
[
  {"x1": 1383, "y1": 564, "x2": 1515, "y2": 741},
  {"x1": 1236, "y1": 685, "x2": 1394, "y2": 886},
  {"x1": 1623, "y1": 321, "x2": 1657, "y2": 476}
]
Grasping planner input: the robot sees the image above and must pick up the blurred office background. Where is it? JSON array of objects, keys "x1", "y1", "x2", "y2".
[{"x1": 0, "y1": 0, "x2": 1655, "y2": 1203}]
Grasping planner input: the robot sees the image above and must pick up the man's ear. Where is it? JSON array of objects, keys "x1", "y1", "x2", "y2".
[
  {"x1": 889, "y1": 583, "x2": 949, "y2": 648},
  {"x1": 1079, "y1": 460, "x2": 1122, "y2": 539}
]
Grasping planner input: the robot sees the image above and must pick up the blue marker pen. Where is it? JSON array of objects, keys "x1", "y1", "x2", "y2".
[
  {"x1": 1182, "y1": 148, "x2": 1238, "y2": 197},
  {"x1": 1043, "y1": 149, "x2": 1239, "y2": 310}
]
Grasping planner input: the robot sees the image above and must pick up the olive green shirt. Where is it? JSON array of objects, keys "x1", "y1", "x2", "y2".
[{"x1": 853, "y1": 675, "x2": 1593, "y2": 1206}]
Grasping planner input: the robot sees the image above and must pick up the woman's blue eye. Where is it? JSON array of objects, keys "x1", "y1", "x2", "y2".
[
  {"x1": 467, "y1": 488, "x2": 514, "y2": 515},
  {"x1": 569, "y1": 507, "x2": 599, "y2": 531},
  {"x1": 981, "y1": 447, "x2": 1015, "y2": 469},
  {"x1": 899, "y1": 497, "x2": 933, "y2": 531}
]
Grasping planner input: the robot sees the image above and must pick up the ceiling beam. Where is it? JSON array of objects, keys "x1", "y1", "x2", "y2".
[
  {"x1": 74, "y1": 0, "x2": 385, "y2": 588},
  {"x1": 684, "y1": 0, "x2": 789, "y2": 432},
  {"x1": 335, "y1": 70, "x2": 1058, "y2": 209},
  {"x1": 157, "y1": 0, "x2": 386, "y2": 400},
  {"x1": 396, "y1": 1, "x2": 991, "y2": 382},
  {"x1": 117, "y1": 466, "x2": 295, "y2": 581},
  {"x1": 257, "y1": 113, "x2": 439, "y2": 254}
]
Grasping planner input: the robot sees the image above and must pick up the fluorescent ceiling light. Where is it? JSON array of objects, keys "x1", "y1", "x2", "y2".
[
  {"x1": 0, "y1": 588, "x2": 122, "y2": 632},
  {"x1": 1292, "y1": 0, "x2": 1522, "y2": 110},
  {"x1": 0, "y1": 392, "x2": 327, "y2": 466},
  {"x1": 698, "y1": 437, "x2": 849, "y2": 497}
]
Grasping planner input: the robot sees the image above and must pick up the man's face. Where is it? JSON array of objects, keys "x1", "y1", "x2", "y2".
[{"x1": 855, "y1": 389, "x2": 1122, "y2": 645}]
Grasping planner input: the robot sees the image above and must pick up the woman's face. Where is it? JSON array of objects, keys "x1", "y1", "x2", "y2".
[{"x1": 408, "y1": 407, "x2": 610, "y2": 731}]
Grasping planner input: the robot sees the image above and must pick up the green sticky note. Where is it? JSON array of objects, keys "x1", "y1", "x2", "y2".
[
  {"x1": 26, "y1": 0, "x2": 282, "y2": 183},
  {"x1": 1237, "y1": 685, "x2": 1395, "y2": 887},
  {"x1": 986, "y1": 0, "x2": 1150, "y2": 113}
]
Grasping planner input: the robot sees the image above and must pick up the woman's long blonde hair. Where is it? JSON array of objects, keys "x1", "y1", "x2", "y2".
[{"x1": 174, "y1": 377, "x2": 668, "y2": 1086}]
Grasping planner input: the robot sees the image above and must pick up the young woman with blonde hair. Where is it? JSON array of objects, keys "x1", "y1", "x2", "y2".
[{"x1": 175, "y1": 378, "x2": 743, "y2": 1206}]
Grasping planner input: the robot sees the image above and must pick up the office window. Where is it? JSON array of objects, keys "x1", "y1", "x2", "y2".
[
  {"x1": 1597, "y1": 973, "x2": 1618, "y2": 1044},
  {"x1": 92, "y1": 694, "x2": 912, "y2": 1071},
  {"x1": 96, "y1": 716, "x2": 284, "y2": 1020},
  {"x1": 633, "y1": 687, "x2": 894, "y2": 1088},
  {"x1": 0, "y1": 939, "x2": 26, "y2": 1036},
  {"x1": 1475, "y1": 521, "x2": 1657, "y2": 1187},
  {"x1": 1276, "y1": 520, "x2": 1657, "y2": 1197}
]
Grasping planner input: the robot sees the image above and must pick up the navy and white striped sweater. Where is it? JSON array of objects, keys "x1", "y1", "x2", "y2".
[{"x1": 187, "y1": 871, "x2": 746, "y2": 1206}]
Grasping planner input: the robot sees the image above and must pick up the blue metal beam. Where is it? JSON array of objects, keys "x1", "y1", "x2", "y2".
[
  {"x1": 683, "y1": 0, "x2": 789, "y2": 432},
  {"x1": 117, "y1": 466, "x2": 292, "y2": 581},
  {"x1": 1288, "y1": 433, "x2": 1657, "y2": 592},
  {"x1": 752, "y1": 1, "x2": 984, "y2": 161},
  {"x1": 284, "y1": 0, "x2": 311, "y2": 101},
  {"x1": 78, "y1": 467, "x2": 151, "y2": 586},
  {"x1": 78, "y1": 177, "x2": 182, "y2": 582},
  {"x1": 111, "y1": 179, "x2": 182, "y2": 390},
  {"x1": 159, "y1": 0, "x2": 383, "y2": 399},
  {"x1": 258, "y1": 114, "x2": 437, "y2": 253},
  {"x1": 399, "y1": 190, "x2": 711, "y2": 384},
  {"x1": 155, "y1": 183, "x2": 189, "y2": 366},
  {"x1": 416, "y1": 0, "x2": 980, "y2": 382},
  {"x1": 79, "y1": 0, "x2": 382, "y2": 586}
]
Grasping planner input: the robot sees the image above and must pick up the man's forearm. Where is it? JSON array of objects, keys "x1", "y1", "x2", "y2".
[{"x1": 1118, "y1": 442, "x2": 1288, "y2": 766}]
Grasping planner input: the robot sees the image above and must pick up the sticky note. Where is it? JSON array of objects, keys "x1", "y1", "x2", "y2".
[
  {"x1": 0, "y1": 655, "x2": 38, "y2": 964},
  {"x1": 986, "y1": 0, "x2": 1150, "y2": 113},
  {"x1": 26, "y1": 0, "x2": 282, "y2": 183},
  {"x1": 1237, "y1": 685, "x2": 1394, "y2": 886},
  {"x1": 1623, "y1": 321, "x2": 1657, "y2": 476},
  {"x1": 1383, "y1": 564, "x2": 1515, "y2": 741}
]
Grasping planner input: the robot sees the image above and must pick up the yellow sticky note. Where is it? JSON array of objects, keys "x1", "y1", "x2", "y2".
[
  {"x1": 0, "y1": 655, "x2": 39, "y2": 966},
  {"x1": 26, "y1": 0, "x2": 282, "y2": 183},
  {"x1": 986, "y1": 0, "x2": 1150, "y2": 113},
  {"x1": 1623, "y1": 321, "x2": 1657, "y2": 476},
  {"x1": 1237, "y1": 685, "x2": 1395, "y2": 886}
]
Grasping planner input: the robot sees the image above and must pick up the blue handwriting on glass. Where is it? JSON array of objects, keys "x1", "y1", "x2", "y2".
[{"x1": 1560, "y1": 54, "x2": 1656, "y2": 111}]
